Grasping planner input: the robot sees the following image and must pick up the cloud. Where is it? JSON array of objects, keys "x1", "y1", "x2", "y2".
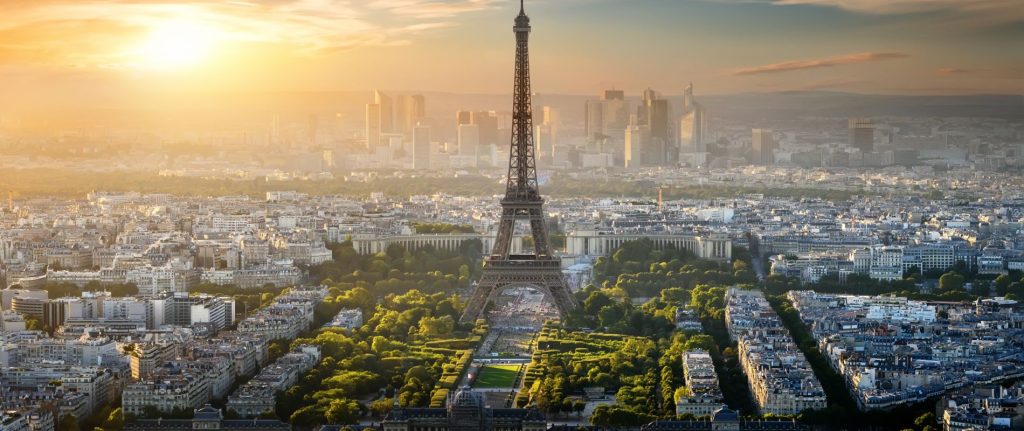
[
  {"x1": 0, "y1": 0, "x2": 492, "y2": 68},
  {"x1": 936, "y1": 67, "x2": 976, "y2": 75},
  {"x1": 369, "y1": 0, "x2": 498, "y2": 19},
  {"x1": 768, "y1": 0, "x2": 1024, "y2": 26},
  {"x1": 936, "y1": 67, "x2": 1024, "y2": 80},
  {"x1": 732, "y1": 52, "x2": 909, "y2": 76}
]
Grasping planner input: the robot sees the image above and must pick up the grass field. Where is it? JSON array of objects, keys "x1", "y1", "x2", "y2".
[{"x1": 473, "y1": 364, "x2": 521, "y2": 388}]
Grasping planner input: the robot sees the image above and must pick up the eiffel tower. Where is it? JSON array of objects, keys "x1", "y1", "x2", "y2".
[{"x1": 460, "y1": 0, "x2": 577, "y2": 324}]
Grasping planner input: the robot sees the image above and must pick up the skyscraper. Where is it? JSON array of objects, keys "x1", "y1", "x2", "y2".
[
  {"x1": 374, "y1": 90, "x2": 394, "y2": 134},
  {"x1": 602, "y1": 90, "x2": 628, "y2": 138},
  {"x1": 471, "y1": 111, "x2": 498, "y2": 147},
  {"x1": 637, "y1": 88, "x2": 672, "y2": 165},
  {"x1": 679, "y1": 83, "x2": 709, "y2": 154},
  {"x1": 539, "y1": 106, "x2": 558, "y2": 161},
  {"x1": 396, "y1": 95, "x2": 426, "y2": 136},
  {"x1": 625, "y1": 125, "x2": 650, "y2": 169},
  {"x1": 458, "y1": 123, "x2": 480, "y2": 162},
  {"x1": 849, "y1": 118, "x2": 875, "y2": 152},
  {"x1": 584, "y1": 99, "x2": 604, "y2": 139},
  {"x1": 585, "y1": 90, "x2": 628, "y2": 142},
  {"x1": 365, "y1": 103, "x2": 381, "y2": 149},
  {"x1": 682, "y1": 82, "x2": 696, "y2": 112},
  {"x1": 535, "y1": 124, "x2": 553, "y2": 162},
  {"x1": 413, "y1": 126, "x2": 431, "y2": 170},
  {"x1": 604, "y1": 90, "x2": 625, "y2": 101},
  {"x1": 752, "y1": 128, "x2": 775, "y2": 166},
  {"x1": 542, "y1": 106, "x2": 558, "y2": 126}
]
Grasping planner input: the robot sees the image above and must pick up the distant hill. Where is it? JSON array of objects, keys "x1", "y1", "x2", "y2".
[{"x1": 699, "y1": 91, "x2": 1024, "y2": 121}]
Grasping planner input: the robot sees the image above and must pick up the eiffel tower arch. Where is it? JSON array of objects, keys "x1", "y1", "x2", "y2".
[{"x1": 459, "y1": 1, "x2": 577, "y2": 324}]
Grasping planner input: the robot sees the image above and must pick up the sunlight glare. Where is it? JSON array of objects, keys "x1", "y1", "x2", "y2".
[{"x1": 136, "y1": 20, "x2": 218, "y2": 70}]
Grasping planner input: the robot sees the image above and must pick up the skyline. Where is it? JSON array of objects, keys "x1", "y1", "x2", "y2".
[{"x1": 0, "y1": 0, "x2": 1022, "y2": 112}]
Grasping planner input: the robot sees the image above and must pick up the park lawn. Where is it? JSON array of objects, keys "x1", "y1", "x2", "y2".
[{"x1": 474, "y1": 364, "x2": 521, "y2": 388}]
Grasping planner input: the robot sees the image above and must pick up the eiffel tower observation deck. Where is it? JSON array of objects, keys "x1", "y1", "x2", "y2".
[{"x1": 460, "y1": 1, "x2": 578, "y2": 324}]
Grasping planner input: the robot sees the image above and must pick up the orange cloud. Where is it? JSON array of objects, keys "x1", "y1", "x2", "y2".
[
  {"x1": 770, "y1": 0, "x2": 1024, "y2": 26},
  {"x1": 732, "y1": 52, "x2": 909, "y2": 76},
  {"x1": 936, "y1": 67, "x2": 1024, "y2": 81},
  {"x1": 0, "y1": 0, "x2": 492, "y2": 68},
  {"x1": 370, "y1": 0, "x2": 498, "y2": 19},
  {"x1": 937, "y1": 67, "x2": 976, "y2": 75}
]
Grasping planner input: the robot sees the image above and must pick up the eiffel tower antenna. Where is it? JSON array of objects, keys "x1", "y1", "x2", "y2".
[{"x1": 460, "y1": 0, "x2": 577, "y2": 324}]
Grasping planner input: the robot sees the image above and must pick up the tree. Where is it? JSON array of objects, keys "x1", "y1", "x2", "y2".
[
  {"x1": 995, "y1": 275, "x2": 1012, "y2": 295},
  {"x1": 289, "y1": 406, "x2": 325, "y2": 427},
  {"x1": 25, "y1": 315, "x2": 42, "y2": 331},
  {"x1": 938, "y1": 272, "x2": 965, "y2": 293},
  {"x1": 660, "y1": 287, "x2": 689, "y2": 305},
  {"x1": 56, "y1": 414, "x2": 80, "y2": 431},
  {"x1": 325, "y1": 399, "x2": 361, "y2": 424},
  {"x1": 370, "y1": 399, "x2": 393, "y2": 418},
  {"x1": 583, "y1": 291, "x2": 614, "y2": 315},
  {"x1": 417, "y1": 315, "x2": 454, "y2": 337},
  {"x1": 268, "y1": 339, "x2": 288, "y2": 362},
  {"x1": 590, "y1": 405, "x2": 655, "y2": 427},
  {"x1": 573, "y1": 400, "x2": 586, "y2": 418},
  {"x1": 914, "y1": 412, "x2": 936, "y2": 429},
  {"x1": 971, "y1": 280, "x2": 991, "y2": 297},
  {"x1": 102, "y1": 407, "x2": 124, "y2": 430}
]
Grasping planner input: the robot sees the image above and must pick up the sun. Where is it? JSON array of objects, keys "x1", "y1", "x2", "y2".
[{"x1": 135, "y1": 20, "x2": 218, "y2": 70}]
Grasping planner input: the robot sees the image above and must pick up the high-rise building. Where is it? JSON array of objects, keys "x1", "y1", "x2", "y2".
[
  {"x1": 458, "y1": 123, "x2": 480, "y2": 162},
  {"x1": 637, "y1": 88, "x2": 672, "y2": 165},
  {"x1": 535, "y1": 124, "x2": 554, "y2": 162},
  {"x1": 365, "y1": 103, "x2": 381, "y2": 149},
  {"x1": 471, "y1": 111, "x2": 498, "y2": 147},
  {"x1": 374, "y1": 90, "x2": 394, "y2": 134},
  {"x1": 679, "y1": 83, "x2": 709, "y2": 154},
  {"x1": 849, "y1": 118, "x2": 875, "y2": 152},
  {"x1": 456, "y1": 111, "x2": 472, "y2": 126},
  {"x1": 539, "y1": 106, "x2": 558, "y2": 162},
  {"x1": 752, "y1": 128, "x2": 775, "y2": 166},
  {"x1": 413, "y1": 126, "x2": 431, "y2": 170},
  {"x1": 542, "y1": 106, "x2": 558, "y2": 126},
  {"x1": 396, "y1": 95, "x2": 426, "y2": 136},
  {"x1": 602, "y1": 90, "x2": 628, "y2": 141},
  {"x1": 625, "y1": 125, "x2": 650, "y2": 169},
  {"x1": 679, "y1": 110, "x2": 705, "y2": 153},
  {"x1": 584, "y1": 100, "x2": 604, "y2": 139},
  {"x1": 585, "y1": 90, "x2": 629, "y2": 142},
  {"x1": 322, "y1": 149, "x2": 334, "y2": 171}
]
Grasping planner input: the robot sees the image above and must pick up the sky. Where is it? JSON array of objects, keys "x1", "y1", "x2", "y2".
[{"x1": 0, "y1": 0, "x2": 1022, "y2": 108}]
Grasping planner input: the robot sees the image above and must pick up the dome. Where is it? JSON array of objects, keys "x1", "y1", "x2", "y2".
[{"x1": 450, "y1": 387, "x2": 482, "y2": 409}]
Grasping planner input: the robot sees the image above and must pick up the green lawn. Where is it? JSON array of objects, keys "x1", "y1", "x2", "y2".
[{"x1": 473, "y1": 364, "x2": 521, "y2": 388}]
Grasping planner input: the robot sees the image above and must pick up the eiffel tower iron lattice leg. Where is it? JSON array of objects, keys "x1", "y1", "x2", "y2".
[
  {"x1": 459, "y1": 0, "x2": 577, "y2": 324},
  {"x1": 460, "y1": 260, "x2": 576, "y2": 324}
]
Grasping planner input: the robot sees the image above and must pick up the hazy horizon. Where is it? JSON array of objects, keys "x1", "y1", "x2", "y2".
[{"x1": 2, "y1": 0, "x2": 1022, "y2": 114}]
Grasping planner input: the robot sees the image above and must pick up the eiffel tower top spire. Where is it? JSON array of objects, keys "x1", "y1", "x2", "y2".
[
  {"x1": 515, "y1": 0, "x2": 530, "y2": 31},
  {"x1": 507, "y1": 0, "x2": 537, "y2": 203}
]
